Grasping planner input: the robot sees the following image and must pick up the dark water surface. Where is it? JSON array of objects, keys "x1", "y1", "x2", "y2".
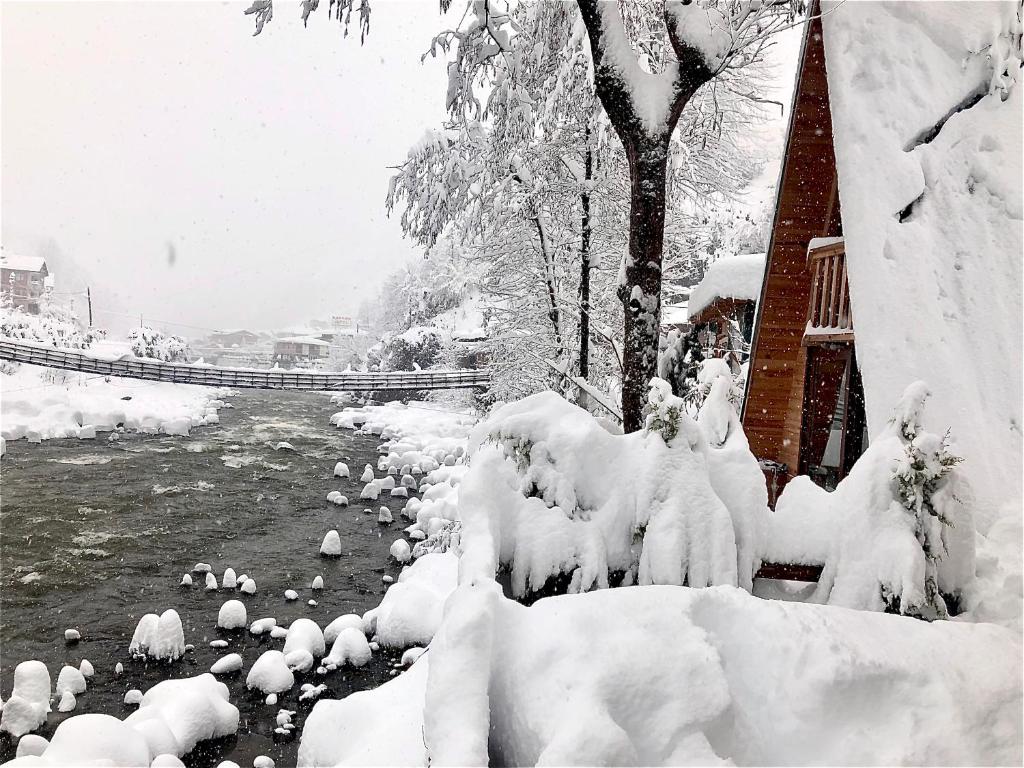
[{"x1": 0, "y1": 390, "x2": 410, "y2": 766}]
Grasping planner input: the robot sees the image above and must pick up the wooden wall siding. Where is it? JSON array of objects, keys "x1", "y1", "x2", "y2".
[{"x1": 742, "y1": 11, "x2": 841, "y2": 487}]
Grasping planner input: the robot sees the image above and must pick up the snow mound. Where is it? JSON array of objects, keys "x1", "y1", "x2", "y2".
[
  {"x1": 323, "y1": 614, "x2": 366, "y2": 645},
  {"x1": 320, "y1": 530, "x2": 342, "y2": 557},
  {"x1": 246, "y1": 651, "x2": 294, "y2": 694},
  {"x1": 299, "y1": 654, "x2": 429, "y2": 767},
  {"x1": 210, "y1": 654, "x2": 243, "y2": 675},
  {"x1": 334, "y1": 462, "x2": 350, "y2": 478},
  {"x1": 217, "y1": 600, "x2": 247, "y2": 630},
  {"x1": 324, "y1": 628, "x2": 372, "y2": 669},
  {"x1": 129, "y1": 610, "x2": 186, "y2": 661},
  {"x1": 363, "y1": 552, "x2": 457, "y2": 648},
  {"x1": 424, "y1": 582, "x2": 1022, "y2": 765},
  {"x1": 55, "y1": 666, "x2": 86, "y2": 697},
  {"x1": 0, "y1": 661, "x2": 51, "y2": 738},
  {"x1": 283, "y1": 618, "x2": 326, "y2": 660}
]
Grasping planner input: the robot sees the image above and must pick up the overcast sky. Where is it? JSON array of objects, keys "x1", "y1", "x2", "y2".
[
  {"x1": 2, "y1": 1, "x2": 453, "y2": 334},
  {"x1": 2, "y1": 2, "x2": 799, "y2": 338}
]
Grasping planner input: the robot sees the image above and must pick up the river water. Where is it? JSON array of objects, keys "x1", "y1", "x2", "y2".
[{"x1": 0, "y1": 390, "x2": 410, "y2": 766}]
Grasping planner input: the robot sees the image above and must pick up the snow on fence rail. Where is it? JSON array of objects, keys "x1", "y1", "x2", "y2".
[{"x1": 0, "y1": 340, "x2": 489, "y2": 392}]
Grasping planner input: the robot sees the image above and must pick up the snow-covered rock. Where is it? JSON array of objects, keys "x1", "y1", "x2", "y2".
[
  {"x1": 129, "y1": 609, "x2": 186, "y2": 661},
  {"x1": 246, "y1": 651, "x2": 294, "y2": 694},
  {"x1": 323, "y1": 614, "x2": 366, "y2": 645},
  {"x1": 124, "y1": 689, "x2": 143, "y2": 706},
  {"x1": 193, "y1": 563, "x2": 212, "y2": 573},
  {"x1": 222, "y1": 568, "x2": 237, "y2": 589},
  {"x1": 284, "y1": 649, "x2": 314, "y2": 673},
  {"x1": 320, "y1": 530, "x2": 342, "y2": 557},
  {"x1": 56, "y1": 692, "x2": 76, "y2": 713},
  {"x1": 401, "y1": 647, "x2": 426, "y2": 667},
  {"x1": 390, "y1": 486, "x2": 409, "y2": 499},
  {"x1": 283, "y1": 618, "x2": 326, "y2": 659},
  {"x1": 249, "y1": 617, "x2": 277, "y2": 635},
  {"x1": 63, "y1": 629, "x2": 80, "y2": 643},
  {"x1": 205, "y1": 572, "x2": 218, "y2": 591},
  {"x1": 311, "y1": 575, "x2": 324, "y2": 590},
  {"x1": 55, "y1": 666, "x2": 86, "y2": 697},
  {"x1": 15, "y1": 734, "x2": 49, "y2": 758},
  {"x1": 324, "y1": 628, "x2": 372, "y2": 669},
  {"x1": 284, "y1": 589, "x2": 299, "y2": 601},
  {"x1": 378, "y1": 507, "x2": 393, "y2": 524},
  {"x1": 180, "y1": 574, "x2": 193, "y2": 587},
  {"x1": 218, "y1": 600, "x2": 247, "y2": 630},
  {"x1": 210, "y1": 654, "x2": 243, "y2": 675},
  {"x1": 360, "y1": 482, "x2": 381, "y2": 500},
  {"x1": 334, "y1": 462, "x2": 350, "y2": 478},
  {"x1": 240, "y1": 578, "x2": 257, "y2": 594},
  {"x1": 0, "y1": 661, "x2": 51, "y2": 738},
  {"x1": 360, "y1": 465, "x2": 375, "y2": 483},
  {"x1": 378, "y1": 475, "x2": 396, "y2": 491},
  {"x1": 390, "y1": 538, "x2": 412, "y2": 563},
  {"x1": 79, "y1": 659, "x2": 94, "y2": 678}
]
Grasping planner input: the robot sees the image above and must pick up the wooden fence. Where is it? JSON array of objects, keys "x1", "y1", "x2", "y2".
[{"x1": 0, "y1": 340, "x2": 489, "y2": 392}]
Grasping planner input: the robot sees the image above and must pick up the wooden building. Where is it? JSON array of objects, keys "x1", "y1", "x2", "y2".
[
  {"x1": 1, "y1": 254, "x2": 49, "y2": 314},
  {"x1": 687, "y1": 253, "x2": 765, "y2": 372},
  {"x1": 741, "y1": 11, "x2": 866, "y2": 502},
  {"x1": 272, "y1": 336, "x2": 330, "y2": 366}
]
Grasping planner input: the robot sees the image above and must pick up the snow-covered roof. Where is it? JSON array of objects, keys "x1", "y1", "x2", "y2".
[
  {"x1": 662, "y1": 302, "x2": 689, "y2": 326},
  {"x1": 821, "y1": 1, "x2": 1022, "y2": 512},
  {"x1": 0, "y1": 254, "x2": 46, "y2": 273},
  {"x1": 687, "y1": 253, "x2": 766, "y2": 320},
  {"x1": 276, "y1": 336, "x2": 329, "y2": 347}
]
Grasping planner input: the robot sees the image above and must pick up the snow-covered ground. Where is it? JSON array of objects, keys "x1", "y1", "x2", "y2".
[{"x1": 1, "y1": 341, "x2": 227, "y2": 444}]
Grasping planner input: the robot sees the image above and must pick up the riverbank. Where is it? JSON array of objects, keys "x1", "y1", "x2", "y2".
[{"x1": 1, "y1": 362, "x2": 226, "y2": 445}]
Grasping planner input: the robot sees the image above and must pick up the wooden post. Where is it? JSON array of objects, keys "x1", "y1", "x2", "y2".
[{"x1": 87, "y1": 287, "x2": 93, "y2": 327}]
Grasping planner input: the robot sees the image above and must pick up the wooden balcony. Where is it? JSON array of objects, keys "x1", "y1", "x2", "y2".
[{"x1": 804, "y1": 238, "x2": 853, "y2": 344}]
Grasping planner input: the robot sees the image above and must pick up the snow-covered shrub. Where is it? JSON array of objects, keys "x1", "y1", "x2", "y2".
[
  {"x1": 374, "y1": 326, "x2": 444, "y2": 372},
  {"x1": 0, "y1": 305, "x2": 99, "y2": 350},
  {"x1": 128, "y1": 326, "x2": 190, "y2": 362},
  {"x1": 769, "y1": 382, "x2": 975, "y2": 618},
  {"x1": 459, "y1": 379, "x2": 768, "y2": 597}
]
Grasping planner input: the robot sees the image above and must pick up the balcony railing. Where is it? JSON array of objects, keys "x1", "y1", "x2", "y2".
[{"x1": 805, "y1": 239, "x2": 852, "y2": 341}]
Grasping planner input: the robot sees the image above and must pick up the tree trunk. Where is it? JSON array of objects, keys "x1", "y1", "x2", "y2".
[
  {"x1": 532, "y1": 213, "x2": 564, "y2": 362},
  {"x1": 579, "y1": 143, "x2": 593, "y2": 383},
  {"x1": 620, "y1": 135, "x2": 670, "y2": 432}
]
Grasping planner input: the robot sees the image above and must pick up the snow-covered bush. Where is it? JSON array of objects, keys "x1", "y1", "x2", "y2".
[
  {"x1": 0, "y1": 305, "x2": 99, "y2": 350},
  {"x1": 768, "y1": 382, "x2": 975, "y2": 618},
  {"x1": 128, "y1": 326, "x2": 190, "y2": 363},
  {"x1": 459, "y1": 378, "x2": 768, "y2": 597},
  {"x1": 369, "y1": 326, "x2": 443, "y2": 372}
]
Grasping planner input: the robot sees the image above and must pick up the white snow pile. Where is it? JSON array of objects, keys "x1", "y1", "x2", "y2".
[
  {"x1": 363, "y1": 552, "x2": 458, "y2": 649},
  {"x1": 246, "y1": 651, "x2": 294, "y2": 694},
  {"x1": 459, "y1": 380, "x2": 768, "y2": 596},
  {"x1": 821, "y1": 2, "x2": 1022, "y2": 573},
  {"x1": 323, "y1": 614, "x2": 366, "y2": 645},
  {"x1": 299, "y1": 653, "x2": 429, "y2": 768},
  {"x1": 416, "y1": 582, "x2": 1022, "y2": 765},
  {"x1": 217, "y1": 600, "x2": 247, "y2": 630},
  {"x1": 3, "y1": 674, "x2": 238, "y2": 765},
  {"x1": 128, "y1": 609, "x2": 186, "y2": 661},
  {"x1": 686, "y1": 252, "x2": 765, "y2": 320},
  {"x1": 0, "y1": 661, "x2": 51, "y2": 738},
  {"x1": 1, "y1": 346, "x2": 226, "y2": 443},
  {"x1": 324, "y1": 628, "x2": 372, "y2": 669},
  {"x1": 320, "y1": 530, "x2": 342, "y2": 557}
]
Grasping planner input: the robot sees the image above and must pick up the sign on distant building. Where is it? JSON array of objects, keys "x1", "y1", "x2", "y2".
[{"x1": 332, "y1": 315, "x2": 355, "y2": 330}]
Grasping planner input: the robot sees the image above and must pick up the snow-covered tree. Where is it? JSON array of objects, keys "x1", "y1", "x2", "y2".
[
  {"x1": 128, "y1": 326, "x2": 191, "y2": 362},
  {"x1": 246, "y1": 0, "x2": 797, "y2": 429}
]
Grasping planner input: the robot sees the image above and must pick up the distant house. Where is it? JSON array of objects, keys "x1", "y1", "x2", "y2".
[
  {"x1": 742, "y1": 2, "x2": 1021, "y2": 508},
  {"x1": 1, "y1": 254, "x2": 49, "y2": 314},
  {"x1": 209, "y1": 329, "x2": 259, "y2": 348},
  {"x1": 687, "y1": 253, "x2": 765, "y2": 371},
  {"x1": 272, "y1": 336, "x2": 329, "y2": 366}
]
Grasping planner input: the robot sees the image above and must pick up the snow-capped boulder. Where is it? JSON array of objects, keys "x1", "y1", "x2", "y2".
[
  {"x1": 284, "y1": 589, "x2": 299, "y2": 601},
  {"x1": 57, "y1": 692, "x2": 76, "y2": 713},
  {"x1": 324, "y1": 628, "x2": 372, "y2": 669},
  {"x1": 360, "y1": 482, "x2": 381, "y2": 500},
  {"x1": 320, "y1": 530, "x2": 342, "y2": 557},
  {"x1": 129, "y1": 610, "x2": 185, "y2": 661},
  {"x1": 249, "y1": 617, "x2": 277, "y2": 635},
  {"x1": 217, "y1": 600, "x2": 247, "y2": 630},
  {"x1": 240, "y1": 578, "x2": 257, "y2": 594},
  {"x1": 205, "y1": 572, "x2": 217, "y2": 591},
  {"x1": 15, "y1": 734, "x2": 49, "y2": 758},
  {"x1": 334, "y1": 462, "x2": 350, "y2": 478},
  {"x1": 378, "y1": 475, "x2": 396, "y2": 491},
  {"x1": 246, "y1": 651, "x2": 294, "y2": 694},
  {"x1": 360, "y1": 466, "x2": 374, "y2": 483},
  {"x1": 180, "y1": 574, "x2": 192, "y2": 587},
  {"x1": 283, "y1": 619, "x2": 326, "y2": 659},
  {"x1": 55, "y1": 666, "x2": 87, "y2": 697},
  {"x1": 221, "y1": 568, "x2": 237, "y2": 589},
  {"x1": 400, "y1": 647, "x2": 426, "y2": 667},
  {"x1": 390, "y1": 539, "x2": 412, "y2": 563},
  {"x1": 378, "y1": 507, "x2": 393, "y2": 524},
  {"x1": 0, "y1": 661, "x2": 50, "y2": 737},
  {"x1": 323, "y1": 614, "x2": 365, "y2": 645},
  {"x1": 63, "y1": 629, "x2": 80, "y2": 643},
  {"x1": 210, "y1": 654, "x2": 243, "y2": 675},
  {"x1": 79, "y1": 659, "x2": 94, "y2": 678},
  {"x1": 284, "y1": 649, "x2": 314, "y2": 673},
  {"x1": 311, "y1": 575, "x2": 324, "y2": 590}
]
